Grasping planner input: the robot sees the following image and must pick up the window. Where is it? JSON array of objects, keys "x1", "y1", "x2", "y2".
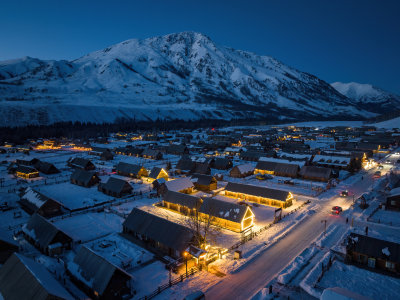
[
  {"x1": 368, "y1": 258, "x2": 376, "y2": 268},
  {"x1": 391, "y1": 201, "x2": 397, "y2": 206},
  {"x1": 386, "y1": 261, "x2": 395, "y2": 270}
]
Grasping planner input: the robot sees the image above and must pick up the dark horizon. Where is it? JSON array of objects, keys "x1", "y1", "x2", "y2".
[{"x1": 1, "y1": 0, "x2": 399, "y2": 94}]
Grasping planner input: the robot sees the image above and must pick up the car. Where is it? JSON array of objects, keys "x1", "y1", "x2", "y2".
[
  {"x1": 373, "y1": 171, "x2": 381, "y2": 178},
  {"x1": 377, "y1": 165, "x2": 384, "y2": 170},
  {"x1": 340, "y1": 190, "x2": 349, "y2": 197},
  {"x1": 284, "y1": 180, "x2": 295, "y2": 185},
  {"x1": 331, "y1": 206, "x2": 343, "y2": 215},
  {"x1": 256, "y1": 174, "x2": 273, "y2": 180}
]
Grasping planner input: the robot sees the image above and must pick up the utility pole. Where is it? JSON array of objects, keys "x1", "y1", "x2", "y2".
[{"x1": 321, "y1": 220, "x2": 327, "y2": 235}]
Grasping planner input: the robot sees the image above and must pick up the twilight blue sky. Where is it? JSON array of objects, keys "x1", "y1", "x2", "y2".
[{"x1": 1, "y1": 0, "x2": 399, "y2": 93}]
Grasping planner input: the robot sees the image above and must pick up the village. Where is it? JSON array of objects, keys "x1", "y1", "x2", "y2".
[{"x1": 0, "y1": 120, "x2": 399, "y2": 300}]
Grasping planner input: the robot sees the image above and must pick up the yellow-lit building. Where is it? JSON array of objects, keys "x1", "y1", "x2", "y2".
[{"x1": 224, "y1": 182, "x2": 293, "y2": 208}]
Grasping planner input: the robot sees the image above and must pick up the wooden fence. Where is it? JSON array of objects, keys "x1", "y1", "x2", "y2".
[{"x1": 138, "y1": 267, "x2": 199, "y2": 300}]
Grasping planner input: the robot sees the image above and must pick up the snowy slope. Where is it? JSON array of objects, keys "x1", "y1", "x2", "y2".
[
  {"x1": 331, "y1": 82, "x2": 400, "y2": 109},
  {"x1": 373, "y1": 116, "x2": 400, "y2": 129},
  {"x1": 0, "y1": 32, "x2": 381, "y2": 126}
]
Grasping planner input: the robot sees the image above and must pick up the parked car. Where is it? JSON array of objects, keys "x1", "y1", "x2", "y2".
[
  {"x1": 373, "y1": 171, "x2": 381, "y2": 178},
  {"x1": 284, "y1": 180, "x2": 295, "y2": 185},
  {"x1": 256, "y1": 174, "x2": 273, "y2": 180},
  {"x1": 340, "y1": 190, "x2": 349, "y2": 197},
  {"x1": 331, "y1": 206, "x2": 343, "y2": 215}
]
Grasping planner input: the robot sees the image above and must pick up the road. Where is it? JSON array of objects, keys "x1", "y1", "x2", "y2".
[{"x1": 205, "y1": 154, "x2": 395, "y2": 300}]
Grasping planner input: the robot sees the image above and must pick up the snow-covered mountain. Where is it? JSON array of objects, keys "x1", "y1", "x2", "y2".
[
  {"x1": 0, "y1": 32, "x2": 382, "y2": 127},
  {"x1": 331, "y1": 82, "x2": 400, "y2": 111}
]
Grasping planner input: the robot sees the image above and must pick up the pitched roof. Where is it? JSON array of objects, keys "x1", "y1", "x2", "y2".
[
  {"x1": 176, "y1": 157, "x2": 195, "y2": 171},
  {"x1": 234, "y1": 164, "x2": 255, "y2": 174},
  {"x1": 70, "y1": 169, "x2": 98, "y2": 185},
  {"x1": 348, "y1": 233, "x2": 400, "y2": 263},
  {"x1": 255, "y1": 160, "x2": 300, "y2": 176},
  {"x1": 69, "y1": 157, "x2": 94, "y2": 168},
  {"x1": 165, "y1": 177, "x2": 194, "y2": 192},
  {"x1": 225, "y1": 182, "x2": 289, "y2": 202},
  {"x1": 68, "y1": 246, "x2": 131, "y2": 295},
  {"x1": 100, "y1": 177, "x2": 132, "y2": 194},
  {"x1": 200, "y1": 198, "x2": 248, "y2": 223},
  {"x1": 23, "y1": 214, "x2": 68, "y2": 249},
  {"x1": 15, "y1": 165, "x2": 38, "y2": 174},
  {"x1": 34, "y1": 161, "x2": 59, "y2": 174},
  {"x1": 163, "y1": 191, "x2": 202, "y2": 210},
  {"x1": 299, "y1": 165, "x2": 332, "y2": 180},
  {"x1": 190, "y1": 174, "x2": 216, "y2": 186},
  {"x1": 116, "y1": 162, "x2": 143, "y2": 175},
  {"x1": 149, "y1": 167, "x2": 165, "y2": 179},
  {"x1": 0, "y1": 253, "x2": 73, "y2": 300},
  {"x1": 123, "y1": 208, "x2": 193, "y2": 252}
]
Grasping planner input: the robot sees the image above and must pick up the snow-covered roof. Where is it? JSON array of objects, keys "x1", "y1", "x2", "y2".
[
  {"x1": 165, "y1": 177, "x2": 194, "y2": 192},
  {"x1": 259, "y1": 156, "x2": 305, "y2": 168}
]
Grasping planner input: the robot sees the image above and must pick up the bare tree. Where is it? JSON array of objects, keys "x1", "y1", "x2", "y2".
[{"x1": 182, "y1": 202, "x2": 220, "y2": 249}]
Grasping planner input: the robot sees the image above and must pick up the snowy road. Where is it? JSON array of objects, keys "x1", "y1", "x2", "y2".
[{"x1": 205, "y1": 156, "x2": 393, "y2": 300}]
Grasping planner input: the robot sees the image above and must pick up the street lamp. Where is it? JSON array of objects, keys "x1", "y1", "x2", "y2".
[{"x1": 183, "y1": 251, "x2": 188, "y2": 276}]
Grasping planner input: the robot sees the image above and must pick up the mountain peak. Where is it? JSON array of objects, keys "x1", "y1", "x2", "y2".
[{"x1": 0, "y1": 31, "x2": 386, "y2": 127}]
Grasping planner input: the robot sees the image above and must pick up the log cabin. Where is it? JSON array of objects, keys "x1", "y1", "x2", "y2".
[
  {"x1": 190, "y1": 174, "x2": 217, "y2": 192},
  {"x1": 98, "y1": 177, "x2": 133, "y2": 198},
  {"x1": 67, "y1": 246, "x2": 133, "y2": 299},
  {"x1": 70, "y1": 169, "x2": 100, "y2": 187},
  {"x1": 230, "y1": 164, "x2": 255, "y2": 178},
  {"x1": 122, "y1": 208, "x2": 194, "y2": 259},
  {"x1": 199, "y1": 197, "x2": 254, "y2": 233},
  {"x1": 224, "y1": 182, "x2": 293, "y2": 208},
  {"x1": 0, "y1": 253, "x2": 74, "y2": 300},
  {"x1": 115, "y1": 162, "x2": 148, "y2": 179},
  {"x1": 346, "y1": 233, "x2": 400, "y2": 276}
]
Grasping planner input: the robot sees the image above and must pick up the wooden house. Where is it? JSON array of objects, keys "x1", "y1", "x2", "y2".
[
  {"x1": 212, "y1": 157, "x2": 233, "y2": 170},
  {"x1": 199, "y1": 198, "x2": 254, "y2": 233},
  {"x1": 240, "y1": 151, "x2": 265, "y2": 162},
  {"x1": 175, "y1": 156, "x2": 195, "y2": 174},
  {"x1": 254, "y1": 160, "x2": 299, "y2": 178},
  {"x1": 19, "y1": 187, "x2": 62, "y2": 217},
  {"x1": 312, "y1": 154, "x2": 351, "y2": 170},
  {"x1": 224, "y1": 182, "x2": 293, "y2": 208},
  {"x1": 115, "y1": 162, "x2": 148, "y2": 178},
  {"x1": 346, "y1": 233, "x2": 400, "y2": 276},
  {"x1": 230, "y1": 164, "x2": 255, "y2": 178},
  {"x1": 386, "y1": 187, "x2": 400, "y2": 211},
  {"x1": 14, "y1": 165, "x2": 39, "y2": 179},
  {"x1": 141, "y1": 148, "x2": 163, "y2": 160},
  {"x1": 299, "y1": 166, "x2": 332, "y2": 182},
  {"x1": 98, "y1": 177, "x2": 133, "y2": 198},
  {"x1": 34, "y1": 161, "x2": 60, "y2": 174},
  {"x1": 68, "y1": 157, "x2": 96, "y2": 170},
  {"x1": 90, "y1": 146, "x2": 114, "y2": 161},
  {"x1": 22, "y1": 214, "x2": 73, "y2": 255},
  {"x1": 162, "y1": 191, "x2": 202, "y2": 215},
  {"x1": 70, "y1": 169, "x2": 100, "y2": 187},
  {"x1": 190, "y1": 174, "x2": 217, "y2": 192},
  {"x1": 0, "y1": 253, "x2": 74, "y2": 300},
  {"x1": 122, "y1": 208, "x2": 194, "y2": 259},
  {"x1": 159, "y1": 177, "x2": 195, "y2": 195},
  {"x1": 148, "y1": 167, "x2": 169, "y2": 182},
  {"x1": 67, "y1": 246, "x2": 133, "y2": 299},
  {"x1": 166, "y1": 144, "x2": 189, "y2": 155},
  {"x1": 16, "y1": 158, "x2": 40, "y2": 166}
]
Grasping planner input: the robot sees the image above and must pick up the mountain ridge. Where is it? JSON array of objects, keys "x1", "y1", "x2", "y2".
[{"x1": 0, "y1": 31, "x2": 391, "y2": 127}]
